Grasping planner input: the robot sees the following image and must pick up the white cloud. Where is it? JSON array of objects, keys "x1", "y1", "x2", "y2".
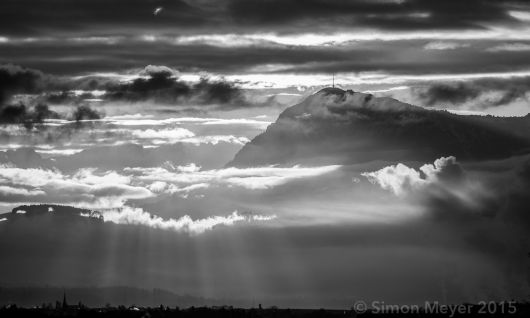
[
  {"x1": 362, "y1": 163, "x2": 423, "y2": 195},
  {"x1": 131, "y1": 128, "x2": 196, "y2": 143},
  {"x1": 69, "y1": 36, "x2": 122, "y2": 44},
  {"x1": 5, "y1": 26, "x2": 530, "y2": 49},
  {"x1": 364, "y1": 86, "x2": 410, "y2": 94},
  {"x1": 15, "y1": 115, "x2": 263, "y2": 152},
  {"x1": 166, "y1": 28, "x2": 530, "y2": 48},
  {"x1": 509, "y1": 10, "x2": 530, "y2": 21},
  {"x1": 127, "y1": 165, "x2": 341, "y2": 191},
  {"x1": 153, "y1": 7, "x2": 164, "y2": 16},
  {"x1": 166, "y1": 183, "x2": 210, "y2": 195},
  {"x1": 250, "y1": 214, "x2": 277, "y2": 221},
  {"x1": 180, "y1": 135, "x2": 250, "y2": 146},
  {"x1": 200, "y1": 118, "x2": 272, "y2": 128},
  {"x1": 175, "y1": 163, "x2": 201, "y2": 173},
  {"x1": 73, "y1": 168, "x2": 131, "y2": 185},
  {"x1": 107, "y1": 117, "x2": 271, "y2": 129},
  {"x1": 141, "y1": 64, "x2": 176, "y2": 76},
  {"x1": 217, "y1": 70, "x2": 530, "y2": 89},
  {"x1": 362, "y1": 156, "x2": 459, "y2": 196},
  {"x1": 424, "y1": 41, "x2": 469, "y2": 50},
  {"x1": 35, "y1": 149, "x2": 84, "y2": 156},
  {"x1": 0, "y1": 164, "x2": 279, "y2": 234},
  {"x1": 0, "y1": 162, "x2": 341, "y2": 217},
  {"x1": 79, "y1": 211, "x2": 102, "y2": 219},
  {"x1": 486, "y1": 43, "x2": 530, "y2": 52},
  {"x1": 127, "y1": 128, "x2": 249, "y2": 146},
  {"x1": 0, "y1": 165, "x2": 153, "y2": 208},
  {"x1": 102, "y1": 206, "x2": 276, "y2": 234},
  {"x1": 0, "y1": 186, "x2": 45, "y2": 197},
  {"x1": 147, "y1": 181, "x2": 169, "y2": 193},
  {"x1": 73, "y1": 67, "x2": 530, "y2": 90}
]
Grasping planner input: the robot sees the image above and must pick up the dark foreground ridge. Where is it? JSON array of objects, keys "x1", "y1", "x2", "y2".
[
  {"x1": 5, "y1": 204, "x2": 103, "y2": 221},
  {"x1": 229, "y1": 87, "x2": 530, "y2": 167},
  {"x1": 1, "y1": 302, "x2": 529, "y2": 318}
]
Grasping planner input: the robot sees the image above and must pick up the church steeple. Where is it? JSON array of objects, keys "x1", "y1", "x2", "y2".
[{"x1": 62, "y1": 290, "x2": 68, "y2": 309}]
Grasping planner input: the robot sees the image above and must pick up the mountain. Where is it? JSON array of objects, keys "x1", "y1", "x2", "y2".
[{"x1": 229, "y1": 88, "x2": 530, "y2": 167}]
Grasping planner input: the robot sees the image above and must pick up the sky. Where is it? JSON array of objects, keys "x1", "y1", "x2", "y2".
[
  {"x1": 1, "y1": 1, "x2": 530, "y2": 115},
  {"x1": 1, "y1": 0, "x2": 530, "y2": 309}
]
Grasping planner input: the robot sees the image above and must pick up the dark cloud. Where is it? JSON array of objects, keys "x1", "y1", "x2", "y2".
[
  {"x1": 72, "y1": 105, "x2": 102, "y2": 121},
  {"x1": 418, "y1": 83, "x2": 482, "y2": 106},
  {"x1": 104, "y1": 67, "x2": 246, "y2": 107},
  {"x1": 0, "y1": 104, "x2": 28, "y2": 124},
  {"x1": 0, "y1": 64, "x2": 45, "y2": 105},
  {"x1": 228, "y1": 0, "x2": 524, "y2": 30},
  {"x1": 415, "y1": 77, "x2": 530, "y2": 108},
  {"x1": 0, "y1": 103, "x2": 60, "y2": 129},
  {"x1": 363, "y1": 153, "x2": 530, "y2": 236},
  {"x1": 33, "y1": 103, "x2": 61, "y2": 122},
  {"x1": 0, "y1": 63, "x2": 78, "y2": 112},
  {"x1": 417, "y1": 156, "x2": 530, "y2": 254},
  {"x1": 0, "y1": 2, "x2": 530, "y2": 79},
  {"x1": 3, "y1": 39, "x2": 530, "y2": 78},
  {"x1": 0, "y1": 0, "x2": 204, "y2": 37},
  {"x1": 420, "y1": 159, "x2": 500, "y2": 221},
  {"x1": 498, "y1": 158, "x2": 530, "y2": 225},
  {"x1": 0, "y1": 64, "x2": 104, "y2": 128},
  {"x1": 0, "y1": 0, "x2": 527, "y2": 38},
  {"x1": 358, "y1": 154, "x2": 530, "y2": 289}
]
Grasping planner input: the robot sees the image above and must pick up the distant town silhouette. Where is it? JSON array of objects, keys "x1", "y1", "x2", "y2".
[{"x1": 1, "y1": 287, "x2": 529, "y2": 317}]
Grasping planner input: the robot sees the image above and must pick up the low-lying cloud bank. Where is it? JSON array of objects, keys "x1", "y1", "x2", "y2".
[
  {"x1": 125, "y1": 164, "x2": 341, "y2": 191},
  {"x1": 0, "y1": 163, "x2": 337, "y2": 232},
  {"x1": 0, "y1": 165, "x2": 153, "y2": 208},
  {"x1": 102, "y1": 207, "x2": 276, "y2": 235}
]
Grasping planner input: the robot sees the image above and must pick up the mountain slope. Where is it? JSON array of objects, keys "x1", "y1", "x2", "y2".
[{"x1": 229, "y1": 88, "x2": 530, "y2": 166}]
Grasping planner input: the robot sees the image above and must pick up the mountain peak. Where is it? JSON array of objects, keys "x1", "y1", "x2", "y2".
[
  {"x1": 229, "y1": 90, "x2": 530, "y2": 167},
  {"x1": 316, "y1": 87, "x2": 349, "y2": 96}
]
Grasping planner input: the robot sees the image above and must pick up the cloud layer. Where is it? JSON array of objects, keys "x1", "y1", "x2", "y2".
[{"x1": 103, "y1": 207, "x2": 276, "y2": 234}]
